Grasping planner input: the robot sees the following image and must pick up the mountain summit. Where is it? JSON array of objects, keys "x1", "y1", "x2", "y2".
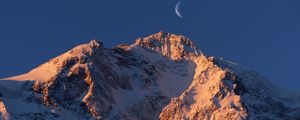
[
  {"x1": 135, "y1": 31, "x2": 203, "y2": 60},
  {"x1": 1, "y1": 32, "x2": 300, "y2": 120}
]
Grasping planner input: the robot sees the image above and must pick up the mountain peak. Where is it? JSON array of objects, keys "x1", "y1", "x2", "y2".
[
  {"x1": 2, "y1": 32, "x2": 298, "y2": 120},
  {"x1": 67, "y1": 39, "x2": 103, "y2": 56},
  {"x1": 88, "y1": 39, "x2": 103, "y2": 48},
  {"x1": 135, "y1": 31, "x2": 203, "y2": 60}
]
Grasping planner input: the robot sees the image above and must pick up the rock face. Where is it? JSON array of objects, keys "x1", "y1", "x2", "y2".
[
  {"x1": 159, "y1": 57, "x2": 248, "y2": 120},
  {"x1": 0, "y1": 100, "x2": 10, "y2": 120},
  {"x1": 1, "y1": 31, "x2": 300, "y2": 120}
]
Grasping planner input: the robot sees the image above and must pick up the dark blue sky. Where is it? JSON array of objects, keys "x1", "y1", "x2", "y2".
[{"x1": 1, "y1": 0, "x2": 300, "y2": 90}]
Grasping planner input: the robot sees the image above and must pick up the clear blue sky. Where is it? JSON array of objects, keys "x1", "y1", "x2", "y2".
[{"x1": 1, "y1": 0, "x2": 300, "y2": 90}]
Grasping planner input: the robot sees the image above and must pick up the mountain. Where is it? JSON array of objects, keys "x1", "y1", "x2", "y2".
[{"x1": 1, "y1": 31, "x2": 300, "y2": 120}]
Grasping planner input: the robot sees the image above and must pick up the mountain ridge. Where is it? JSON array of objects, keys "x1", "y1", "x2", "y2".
[{"x1": 1, "y1": 31, "x2": 300, "y2": 120}]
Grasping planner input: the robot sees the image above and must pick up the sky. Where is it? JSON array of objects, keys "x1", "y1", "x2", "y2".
[{"x1": 0, "y1": 0, "x2": 300, "y2": 90}]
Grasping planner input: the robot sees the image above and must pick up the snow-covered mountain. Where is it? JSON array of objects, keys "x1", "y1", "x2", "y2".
[{"x1": 1, "y1": 31, "x2": 300, "y2": 120}]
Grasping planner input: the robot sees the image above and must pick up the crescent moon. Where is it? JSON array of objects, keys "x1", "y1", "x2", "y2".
[{"x1": 175, "y1": 1, "x2": 183, "y2": 18}]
